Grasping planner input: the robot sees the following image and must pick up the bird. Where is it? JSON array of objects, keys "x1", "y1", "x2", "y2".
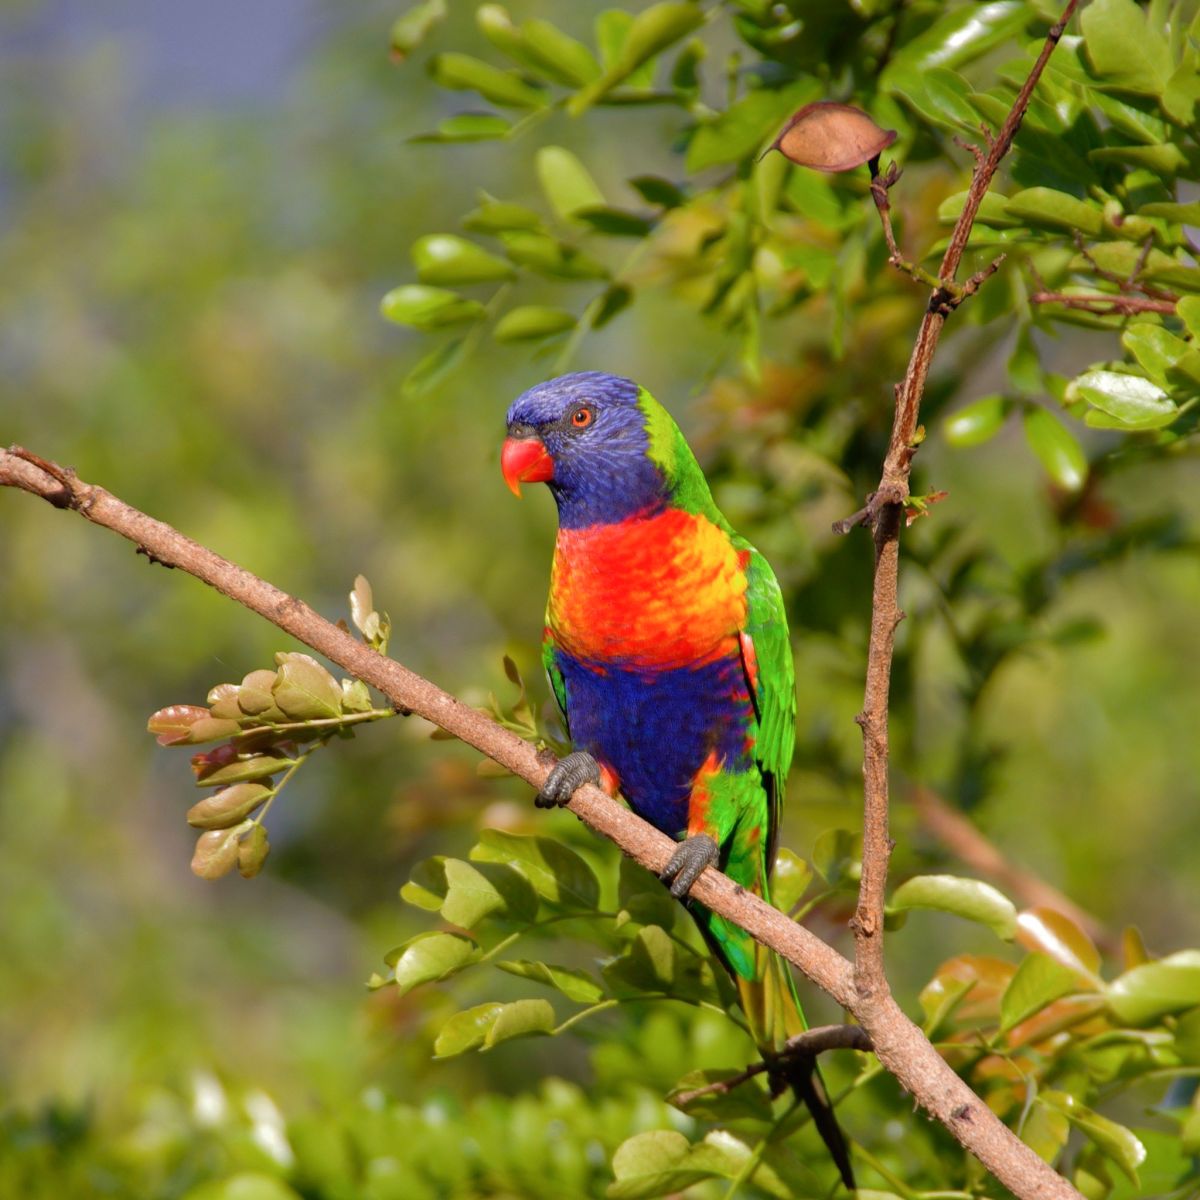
[{"x1": 501, "y1": 370, "x2": 855, "y2": 1189}]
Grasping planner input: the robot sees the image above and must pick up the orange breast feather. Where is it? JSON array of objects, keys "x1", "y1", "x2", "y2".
[{"x1": 548, "y1": 508, "x2": 748, "y2": 669}]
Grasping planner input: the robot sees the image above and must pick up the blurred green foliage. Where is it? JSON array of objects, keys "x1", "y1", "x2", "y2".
[{"x1": 4, "y1": 0, "x2": 1200, "y2": 1196}]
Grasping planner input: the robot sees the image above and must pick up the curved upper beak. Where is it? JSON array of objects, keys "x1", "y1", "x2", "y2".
[{"x1": 501, "y1": 436, "x2": 554, "y2": 497}]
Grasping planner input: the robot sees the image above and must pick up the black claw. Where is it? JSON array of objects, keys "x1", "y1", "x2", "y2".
[
  {"x1": 535, "y1": 750, "x2": 600, "y2": 808},
  {"x1": 660, "y1": 834, "x2": 720, "y2": 899}
]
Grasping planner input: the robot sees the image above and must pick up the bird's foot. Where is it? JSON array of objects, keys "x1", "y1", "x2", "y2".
[
  {"x1": 535, "y1": 750, "x2": 600, "y2": 809},
  {"x1": 660, "y1": 834, "x2": 720, "y2": 899}
]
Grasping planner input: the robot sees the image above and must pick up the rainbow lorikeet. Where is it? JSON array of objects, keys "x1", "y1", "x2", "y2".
[{"x1": 502, "y1": 371, "x2": 854, "y2": 1188}]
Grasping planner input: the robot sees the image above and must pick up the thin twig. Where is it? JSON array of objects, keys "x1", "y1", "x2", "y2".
[
  {"x1": 1030, "y1": 291, "x2": 1178, "y2": 316},
  {"x1": 0, "y1": 445, "x2": 1084, "y2": 1199},
  {"x1": 672, "y1": 1025, "x2": 874, "y2": 1107}
]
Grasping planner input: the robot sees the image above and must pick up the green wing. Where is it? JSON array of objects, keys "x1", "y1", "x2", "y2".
[
  {"x1": 542, "y1": 624, "x2": 570, "y2": 735},
  {"x1": 737, "y1": 544, "x2": 797, "y2": 872}
]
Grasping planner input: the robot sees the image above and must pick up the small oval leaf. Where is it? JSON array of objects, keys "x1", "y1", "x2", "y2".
[{"x1": 889, "y1": 874, "x2": 1017, "y2": 940}]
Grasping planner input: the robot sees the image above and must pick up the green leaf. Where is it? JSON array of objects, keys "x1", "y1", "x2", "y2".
[
  {"x1": 411, "y1": 234, "x2": 515, "y2": 285},
  {"x1": 1004, "y1": 188, "x2": 1104, "y2": 237},
  {"x1": 409, "y1": 113, "x2": 512, "y2": 143},
  {"x1": 937, "y1": 190, "x2": 1018, "y2": 228},
  {"x1": 471, "y1": 829, "x2": 601, "y2": 909},
  {"x1": 236, "y1": 823, "x2": 269, "y2": 879},
  {"x1": 433, "y1": 1001, "x2": 504, "y2": 1057},
  {"x1": 574, "y1": 206, "x2": 654, "y2": 237},
  {"x1": 429, "y1": 53, "x2": 547, "y2": 109},
  {"x1": 770, "y1": 848, "x2": 812, "y2": 914},
  {"x1": 390, "y1": 931, "x2": 479, "y2": 996},
  {"x1": 195, "y1": 753, "x2": 290, "y2": 787},
  {"x1": 499, "y1": 230, "x2": 609, "y2": 279},
  {"x1": 1041, "y1": 1090, "x2": 1147, "y2": 1184},
  {"x1": 493, "y1": 305, "x2": 576, "y2": 342},
  {"x1": 1081, "y1": 0, "x2": 1173, "y2": 98},
  {"x1": 483, "y1": 997, "x2": 556, "y2": 1048},
  {"x1": 603, "y1": 925, "x2": 718, "y2": 1004},
  {"x1": 403, "y1": 336, "x2": 469, "y2": 398},
  {"x1": 496, "y1": 959, "x2": 605, "y2": 1003},
  {"x1": 1108, "y1": 950, "x2": 1200, "y2": 1024},
  {"x1": 687, "y1": 82, "x2": 817, "y2": 172},
  {"x1": 811, "y1": 828, "x2": 861, "y2": 887},
  {"x1": 379, "y1": 284, "x2": 485, "y2": 331},
  {"x1": 1023, "y1": 408, "x2": 1087, "y2": 492},
  {"x1": 1000, "y1": 952, "x2": 1079, "y2": 1033},
  {"x1": 389, "y1": 0, "x2": 446, "y2": 62},
  {"x1": 884, "y1": 1, "x2": 1030, "y2": 78},
  {"x1": 1021, "y1": 1099, "x2": 1072, "y2": 1164},
  {"x1": 183, "y1": 1173, "x2": 303, "y2": 1200},
  {"x1": 1067, "y1": 369, "x2": 1177, "y2": 430},
  {"x1": 1121, "y1": 323, "x2": 1191, "y2": 389},
  {"x1": 629, "y1": 175, "x2": 685, "y2": 208},
  {"x1": 237, "y1": 670, "x2": 280, "y2": 717},
  {"x1": 440, "y1": 857, "x2": 539, "y2": 926},
  {"x1": 608, "y1": 1130, "x2": 703, "y2": 1200},
  {"x1": 945, "y1": 394, "x2": 1008, "y2": 446},
  {"x1": 570, "y1": 2, "x2": 706, "y2": 115},
  {"x1": 616, "y1": 855, "x2": 676, "y2": 929},
  {"x1": 272, "y1": 652, "x2": 343, "y2": 720},
  {"x1": 1089, "y1": 143, "x2": 1187, "y2": 175},
  {"x1": 187, "y1": 783, "x2": 271, "y2": 830},
  {"x1": 536, "y1": 146, "x2": 606, "y2": 222},
  {"x1": 1178, "y1": 296, "x2": 1200, "y2": 340},
  {"x1": 1172, "y1": 1006, "x2": 1200, "y2": 1064},
  {"x1": 462, "y1": 198, "x2": 544, "y2": 233},
  {"x1": 1139, "y1": 200, "x2": 1200, "y2": 224},
  {"x1": 593, "y1": 283, "x2": 634, "y2": 328},
  {"x1": 522, "y1": 18, "x2": 601, "y2": 87},
  {"x1": 888, "y1": 874, "x2": 1017, "y2": 940}
]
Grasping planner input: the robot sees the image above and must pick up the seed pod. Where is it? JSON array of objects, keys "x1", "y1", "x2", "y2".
[
  {"x1": 767, "y1": 101, "x2": 896, "y2": 173},
  {"x1": 191, "y1": 828, "x2": 242, "y2": 880},
  {"x1": 238, "y1": 824, "x2": 270, "y2": 879},
  {"x1": 187, "y1": 783, "x2": 271, "y2": 830}
]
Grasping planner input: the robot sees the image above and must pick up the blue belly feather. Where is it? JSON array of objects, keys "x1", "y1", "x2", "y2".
[{"x1": 554, "y1": 651, "x2": 755, "y2": 837}]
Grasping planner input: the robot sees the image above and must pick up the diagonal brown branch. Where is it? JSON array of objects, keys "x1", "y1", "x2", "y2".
[{"x1": 1, "y1": 444, "x2": 1082, "y2": 1199}]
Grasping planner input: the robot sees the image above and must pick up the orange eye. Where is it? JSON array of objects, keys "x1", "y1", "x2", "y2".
[{"x1": 571, "y1": 406, "x2": 593, "y2": 428}]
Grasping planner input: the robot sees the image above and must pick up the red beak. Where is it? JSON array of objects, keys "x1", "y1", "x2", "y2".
[{"x1": 502, "y1": 436, "x2": 554, "y2": 497}]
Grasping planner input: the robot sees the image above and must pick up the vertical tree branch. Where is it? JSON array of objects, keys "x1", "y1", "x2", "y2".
[{"x1": 842, "y1": 0, "x2": 1082, "y2": 1003}]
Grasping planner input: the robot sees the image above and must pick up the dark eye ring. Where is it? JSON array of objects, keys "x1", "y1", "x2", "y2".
[{"x1": 571, "y1": 406, "x2": 594, "y2": 428}]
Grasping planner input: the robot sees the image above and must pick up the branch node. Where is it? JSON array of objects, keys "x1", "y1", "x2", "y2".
[{"x1": 136, "y1": 545, "x2": 176, "y2": 569}]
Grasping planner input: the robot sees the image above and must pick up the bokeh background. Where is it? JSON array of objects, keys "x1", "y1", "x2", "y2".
[{"x1": 3, "y1": 1, "x2": 1200, "y2": 1195}]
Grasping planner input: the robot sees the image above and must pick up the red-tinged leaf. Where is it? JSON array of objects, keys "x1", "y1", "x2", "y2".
[
  {"x1": 206, "y1": 683, "x2": 242, "y2": 721},
  {"x1": 194, "y1": 753, "x2": 291, "y2": 787},
  {"x1": 191, "y1": 743, "x2": 239, "y2": 777},
  {"x1": 1015, "y1": 906, "x2": 1103, "y2": 984},
  {"x1": 920, "y1": 954, "x2": 1016, "y2": 1023},
  {"x1": 184, "y1": 716, "x2": 242, "y2": 744},
  {"x1": 149, "y1": 704, "x2": 210, "y2": 746},
  {"x1": 191, "y1": 827, "x2": 243, "y2": 880}
]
